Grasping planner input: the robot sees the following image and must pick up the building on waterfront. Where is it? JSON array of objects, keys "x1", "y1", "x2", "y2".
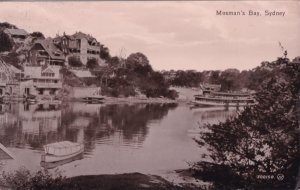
[
  {"x1": 201, "y1": 83, "x2": 221, "y2": 93},
  {"x1": 0, "y1": 58, "x2": 24, "y2": 98},
  {"x1": 23, "y1": 65, "x2": 62, "y2": 98},
  {"x1": 4, "y1": 28, "x2": 29, "y2": 44},
  {"x1": 53, "y1": 32, "x2": 105, "y2": 66},
  {"x1": 292, "y1": 56, "x2": 300, "y2": 64},
  {"x1": 27, "y1": 38, "x2": 65, "y2": 67}
]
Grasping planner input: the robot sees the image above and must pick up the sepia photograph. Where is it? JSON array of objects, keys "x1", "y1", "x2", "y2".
[{"x1": 0, "y1": 1, "x2": 299, "y2": 189}]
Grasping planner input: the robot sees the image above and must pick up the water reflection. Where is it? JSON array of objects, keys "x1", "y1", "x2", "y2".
[
  {"x1": 0, "y1": 103, "x2": 178, "y2": 153},
  {"x1": 0, "y1": 102, "x2": 242, "y2": 177},
  {"x1": 0, "y1": 103, "x2": 61, "y2": 150},
  {"x1": 191, "y1": 106, "x2": 240, "y2": 126}
]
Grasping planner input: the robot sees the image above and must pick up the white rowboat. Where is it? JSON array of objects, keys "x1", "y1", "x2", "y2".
[{"x1": 41, "y1": 141, "x2": 84, "y2": 163}]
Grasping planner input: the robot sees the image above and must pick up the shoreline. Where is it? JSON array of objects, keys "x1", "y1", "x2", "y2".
[
  {"x1": 63, "y1": 170, "x2": 209, "y2": 190},
  {"x1": 65, "y1": 96, "x2": 190, "y2": 105},
  {"x1": 0, "y1": 170, "x2": 209, "y2": 190}
]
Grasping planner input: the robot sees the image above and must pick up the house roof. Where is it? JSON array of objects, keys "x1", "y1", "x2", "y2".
[
  {"x1": 0, "y1": 58, "x2": 15, "y2": 83},
  {"x1": 8, "y1": 64, "x2": 22, "y2": 73},
  {"x1": 33, "y1": 38, "x2": 65, "y2": 60},
  {"x1": 4, "y1": 28, "x2": 28, "y2": 36},
  {"x1": 42, "y1": 67, "x2": 55, "y2": 74},
  {"x1": 72, "y1": 32, "x2": 98, "y2": 43}
]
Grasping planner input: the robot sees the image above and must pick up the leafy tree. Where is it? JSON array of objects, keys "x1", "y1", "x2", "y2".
[
  {"x1": 108, "y1": 56, "x2": 121, "y2": 67},
  {"x1": 191, "y1": 58, "x2": 300, "y2": 189},
  {"x1": 68, "y1": 56, "x2": 83, "y2": 67},
  {"x1": 220, "y1": 68, "x2": 240, "y2": 91},
  {"x1": 0, "y1": 31, "x2": 13, "y2": 52},
  {"x1": 86, "y1": 58, "x2": 99, "y2": 70},
  {"x1": 209, "y1": 70, "x2": 221, "y2": 84},
  {"x1": 100, "y1": 46, "x2": 110, "y2": 60},
  {"x1": 133, "y1": 64, "x2": 153, "y2": 76},
  {"x1": 0, "y1": 22, "x2": 17, "y2": 30},
  {"x1": 171, "y1": 70, "x2": 204, "y2": 87},
  {"x1": 246, "y1": 67, "x2": 272, "y2": 90},
  {"x1": 30, "y1": 32, "x2": 45, "y2": 39},
  {"x1": 126, "y1": 52, "x2": 149, "y2": 70}
]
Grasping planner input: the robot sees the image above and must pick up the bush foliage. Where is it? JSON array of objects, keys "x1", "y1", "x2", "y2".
[
  {"x1": 0, "y1": 168, "x2": 70, "y2": 190},
  {"x1": 98, "y1": 52, "x2": 178, "y2": 99},
  {"x1": 190, "y1": 58, "x2": 300, "y2": 189},
  {"x1": 0, "y1": 31, "x2": 13, "y2": 52},
  {"x1": 68, "y1": 56, "x2": 83, "y2": 67}
]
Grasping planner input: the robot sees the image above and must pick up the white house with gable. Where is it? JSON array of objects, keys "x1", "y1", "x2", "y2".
[{"x1": 23, "y1": 65, "x2": 62, "y2": 98}]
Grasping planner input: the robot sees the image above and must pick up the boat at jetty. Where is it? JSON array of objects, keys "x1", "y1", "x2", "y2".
[
  {"x1": 193, "y1": 91, "x2": 256, "y2": 107},
  {"x1": 82, "y1": 88, "x2": 105, "y2": 104},
  {"x1": 41, "y1": 141, "x2": 84, "y2": 163},
  {"x1": 82, "y1": 95, "x2": 105, "y2": 104}
]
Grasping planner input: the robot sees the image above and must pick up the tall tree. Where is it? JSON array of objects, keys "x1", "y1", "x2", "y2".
[
  {"x1": 100, "y1": 46, "x2": 110, "y2": 60},
  {"x1": 30, "y1": 32, "x2": 45, "y2": 39},
  {"x1": 0, "y1": 31, "x2": 13, "y2": 52},
  {"x1": 220, "y1": 68, "x2": 240, "y2": 91},
  {"x1": 86, "y1": 58, "x2": 99, "y2": 70},
  {"x1": 126, "y1": 52, "x2": 150, "y2": 69}
]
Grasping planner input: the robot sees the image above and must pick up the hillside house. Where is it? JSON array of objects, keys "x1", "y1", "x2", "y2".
[
  {"x1": 4, "y1": 28, "x2": 28, "y2": 44},
  {"x1": 53, "y1": 32, "x2": 104, "y2": 66},
  {"x1": 27, "y1": 38, "x2": 65, "y2": 67}
]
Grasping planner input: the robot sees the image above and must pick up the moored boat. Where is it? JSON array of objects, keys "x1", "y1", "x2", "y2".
[
  {"x1": 193, "y1": 91, "x2": 256, "y2": 107},
  {"x1": 41, "y1": 141, "x2": 84, "y2": 163},
  {"x1": 83, "y1": 88, "x2": 105, "y2": 104},
  {"x1": 41, "y1": 152, "x2": 84, "y2": 169},
  {"x1": 82, "y1": 95, "x2": 105, "y2": 104}
]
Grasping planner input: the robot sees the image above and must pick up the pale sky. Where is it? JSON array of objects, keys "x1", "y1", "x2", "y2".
[{"x1": 0, "y1": 1, "x2": 299, "y2": 71}]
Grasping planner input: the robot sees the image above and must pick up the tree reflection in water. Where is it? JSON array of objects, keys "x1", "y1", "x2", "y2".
[
  {"x1": 71, "y1": 103, "x2": 178, "y2": 152},
  {"x1": 192, "y1": 62, "x2": 300, "y2": 190},
  {"x1": 0, "y1": 103, "x2": 177, "y2": 154}
]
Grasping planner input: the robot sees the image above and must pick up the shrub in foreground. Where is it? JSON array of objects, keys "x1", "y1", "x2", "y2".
[{"x1": 0, "y1": 167, "x2": 72, "y2": 190}]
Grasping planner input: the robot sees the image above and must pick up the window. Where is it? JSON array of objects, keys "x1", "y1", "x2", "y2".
[{"x1": 42, "y1": 72, "x2": 55, "y2": 77}]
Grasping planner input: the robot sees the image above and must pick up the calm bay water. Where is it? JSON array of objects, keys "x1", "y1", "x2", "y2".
[{"x1": 0, "y1": 102, "x2": 237, "y2": 177}]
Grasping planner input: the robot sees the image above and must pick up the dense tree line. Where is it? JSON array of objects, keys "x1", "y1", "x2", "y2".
[
  {"x1": 163, "y1": 61, "x2": 280, "y2": 91},
  {"x1": 93, "y1": 52, "x2": 178, "y2": 99}
]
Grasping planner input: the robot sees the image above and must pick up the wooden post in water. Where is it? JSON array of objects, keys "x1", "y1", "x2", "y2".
[{"x1": 0, "y1": 143, "x2": 15, "y2": 160}]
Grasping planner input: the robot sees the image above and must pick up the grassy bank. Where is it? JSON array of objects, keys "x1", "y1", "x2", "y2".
[
  {"x1": 0, "y1": 169, "x2": 202, "y2": 190},
  {"x1": 67, "y1": 173, "x2": 199, "y2": 190}
]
